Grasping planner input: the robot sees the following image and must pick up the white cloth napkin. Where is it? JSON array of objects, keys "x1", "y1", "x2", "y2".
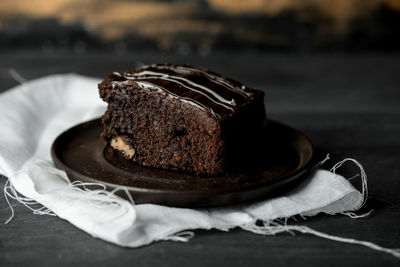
[{"x1": 0, "y1": 74, "x2": 370, "y2": 248}]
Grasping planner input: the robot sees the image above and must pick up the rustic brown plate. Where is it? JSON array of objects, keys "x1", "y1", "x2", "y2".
[{"x1": 51, "y1": 119, "x2": 314, "y2": 207}]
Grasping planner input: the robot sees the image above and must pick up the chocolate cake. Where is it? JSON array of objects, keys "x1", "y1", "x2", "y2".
[{"x1": 98, "y1": 63, "x2": 266, "y2": 175}]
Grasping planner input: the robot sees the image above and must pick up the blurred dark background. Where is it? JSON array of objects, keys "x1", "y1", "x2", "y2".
[{"x1": 1, "y1": 0, "x2": 400, "y2": 54}]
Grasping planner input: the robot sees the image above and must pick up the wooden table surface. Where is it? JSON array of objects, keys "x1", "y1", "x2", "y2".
[{"x1": 0, "y1": 51, "x2": 399, "y2": 266}]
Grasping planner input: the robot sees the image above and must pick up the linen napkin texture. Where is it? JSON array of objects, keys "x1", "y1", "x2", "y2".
[{"x1": 0, "y1": 74, "x2": 398, "y2": 257}]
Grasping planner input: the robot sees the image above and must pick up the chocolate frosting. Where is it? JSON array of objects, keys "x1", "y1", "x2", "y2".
[{"x1": 108, "y1": 63, "x2": 255, "y2": 118}]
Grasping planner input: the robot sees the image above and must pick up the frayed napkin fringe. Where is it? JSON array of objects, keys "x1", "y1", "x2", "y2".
[
  {"x1": 3, "y1": 160, "x2": 135, "y2": 224},
  {"x1": 239, "y1": 157, "x2": 399, "y2": 259},
  {"x1": 242, "y1": 221, "x2": 400, "y2": 258},
  {"x1": 159, "y1": 157, "x2": 400, "y2": 259},
  {"x1": 2, "y1": 143, "x2": 399, "y2": 258},
  {"x1": 2, "y1": 152, "x2": 398, "y2": 259}
]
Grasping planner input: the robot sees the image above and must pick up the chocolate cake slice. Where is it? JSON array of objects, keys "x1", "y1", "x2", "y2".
[{"x1": 98, "y1": 63, "x2": 266, "y2": 175}]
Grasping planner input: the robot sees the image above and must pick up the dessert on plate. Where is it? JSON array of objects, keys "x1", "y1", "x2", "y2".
[{"x1": 98, "y1": 63, "x2": 265, "y2": 175}]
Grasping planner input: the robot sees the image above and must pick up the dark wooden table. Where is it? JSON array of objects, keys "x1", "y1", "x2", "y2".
[{"x1": 0, "y1": 51, "x2": 399, "y2": 266}]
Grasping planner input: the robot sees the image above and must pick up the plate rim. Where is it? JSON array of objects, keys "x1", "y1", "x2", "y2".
[{"x1": 51, "y1": 118, "x2": 316, "y2": 203}]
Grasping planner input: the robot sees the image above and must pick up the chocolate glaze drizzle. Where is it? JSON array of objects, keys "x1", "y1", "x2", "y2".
[{"x1": 110, "y1": 63, "x2": 254, "y2": 118}]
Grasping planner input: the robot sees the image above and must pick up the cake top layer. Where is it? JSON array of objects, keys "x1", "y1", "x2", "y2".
[{"x1": 106, "y1": 63, "x2": 259, "y2": 119}]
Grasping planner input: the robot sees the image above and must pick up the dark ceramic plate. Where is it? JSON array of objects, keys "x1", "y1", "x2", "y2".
[{"x1": 51, "y1": 119, "x2": 314, "y2": 207}]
